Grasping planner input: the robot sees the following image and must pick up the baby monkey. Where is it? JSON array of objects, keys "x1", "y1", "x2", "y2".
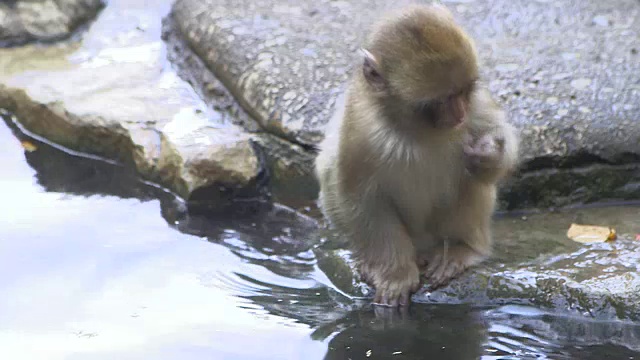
[{"x1": 315, "y1": 4, "x2": 519, "y2": 306}]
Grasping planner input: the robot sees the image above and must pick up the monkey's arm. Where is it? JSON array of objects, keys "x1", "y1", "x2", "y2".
[
  {"x1": 345, "y1": 188, "x2": 420, "y2": 307},
  {"x1": 464, "y1": 88, "x2": 519, "y2": 184}
]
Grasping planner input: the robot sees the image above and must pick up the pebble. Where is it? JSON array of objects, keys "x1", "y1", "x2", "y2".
[
  {"x1": 495, "y1": 63, "x2": 519, "y2": 72},
  {"x1": 592, "y1": 15, "x2": 610, "y2": 27},
  {"x1": 570, "y1": 78, "x2": 592, "y2": 90}
]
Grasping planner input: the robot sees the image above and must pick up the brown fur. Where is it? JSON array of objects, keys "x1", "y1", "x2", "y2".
[{"x1": 315, "y1": 4, "x2": 519, "y2": 307}]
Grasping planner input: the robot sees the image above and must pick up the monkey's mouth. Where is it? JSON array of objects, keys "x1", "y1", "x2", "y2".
[{"x1": 431, "y1": 115, "x2": 465, "y2": 130}]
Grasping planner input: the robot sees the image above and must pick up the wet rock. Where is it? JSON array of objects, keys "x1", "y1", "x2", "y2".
[
  {"x1": 168, "y1": 0, "x2": 640, "y2": 209},
  {"x1": 0, "y1": 0, "x2": 262, "y2": 205},
  {"x1": 253, "y1": 133, "x2": 318, "y2": 206},
  {"x1": 316, "y1": 206, "x2": 640, "y2": 322},
  {"x1": 161, "y1": 17, "x2": 317, "y2": 208},
  {"x1": 314, "y1": 246, "x2": 367, "y2": 298},
  {"x1": 416, "y1": 238, "x2": 640, "y2": 321},
  {"x1": 0, "y1": 0, "x2": 105, "y2": 47}
]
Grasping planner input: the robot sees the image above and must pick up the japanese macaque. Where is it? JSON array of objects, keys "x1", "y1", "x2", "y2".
[{"x1": 315, "y1": 4, "x2": 519, "y2": 307}]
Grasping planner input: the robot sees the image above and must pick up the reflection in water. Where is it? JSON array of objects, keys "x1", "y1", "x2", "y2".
[
  {"x1": 2, "y1": 114, "x2": 640, "y2": 359},
  {"x1": 319, "y1": 305, "x2": 487, "y2": 360},
  {"x1": 174, "y1": 202, "x2": 356, "y2": 327}
]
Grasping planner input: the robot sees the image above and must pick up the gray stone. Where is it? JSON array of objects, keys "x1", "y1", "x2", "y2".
[
  {"x1": 0, "y1": 0, "x2": 262, "y2": 204},
  {"x1": 0, "y1": 0, "x2": 105, "y2": 47},
  {"x1": 169, "y1": 0, "x2": 640, "y2": 209},
  {"x1": 415, "y1": 238, "x2": 640, "y2": 321}
]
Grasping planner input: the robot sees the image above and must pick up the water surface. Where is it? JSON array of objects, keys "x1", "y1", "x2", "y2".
[{"x1": 1, "y1": 116, "x2": 639, "y2": 359}]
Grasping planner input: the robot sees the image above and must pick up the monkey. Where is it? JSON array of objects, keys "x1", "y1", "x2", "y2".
[{"x1": 314, "y1": 4, "x2": 519, "y2": 307}]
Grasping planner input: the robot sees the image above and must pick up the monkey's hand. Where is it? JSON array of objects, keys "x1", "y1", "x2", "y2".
[
  {"x1": 463, "y1": 133, "x2": 505, "y2": 181},
  {"x1": 363, "y1": 263, "x2": 421, "y2": 307}
]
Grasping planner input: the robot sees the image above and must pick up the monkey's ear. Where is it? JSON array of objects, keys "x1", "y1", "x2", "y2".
[{"x1": 360, "y1": 48, "x2": 385, "y2": 90}]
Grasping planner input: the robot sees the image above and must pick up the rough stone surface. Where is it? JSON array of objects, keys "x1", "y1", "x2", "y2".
[
  {"x1": 0, "y1": 0, "x2": 262, "y2": 204},
  {"x1": 0, "y1": 0, "x2": 105, "y2": 47},
  {"x1": 414, "y1": 239, "x2": 640, "y2": 321},
  {"x1": 169, "y1": 0, "x2": 640, "y2": 209},
  {"x1": 317, "y1": 206, "x2": 640, "y2": 322}
]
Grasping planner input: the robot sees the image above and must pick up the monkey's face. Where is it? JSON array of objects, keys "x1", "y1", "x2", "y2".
[
  {"x1": 363, "y1": 47, "x2": 478, "y2": 132},
  {"x1": 387, "y1": 55, "x2": 477, "y2": 131},
  {"x1": 361, "y1": 4, "x2": 479, "y2": 131},
  {"x1": 413, "y1": 80, "x2": 476, "y2": 130},
  {"x1": 363, "y1": 53, "x2": 478, "y2": 131}
]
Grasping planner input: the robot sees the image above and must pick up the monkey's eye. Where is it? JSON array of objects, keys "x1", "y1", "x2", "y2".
[
  {"x1": 416, "y1": 101, "x2": 440, "y2": 120},
  {"x1": 464, "y1": 80, "x2": 478, "y2": 96}
]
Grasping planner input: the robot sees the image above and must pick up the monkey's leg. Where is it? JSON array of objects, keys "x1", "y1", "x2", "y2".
[
  {"x1": 423, "y1": 185, "x2": 495, "y2": 289},
  {"x1": 351, "y1": 202, "x2": 421, "y2": 307}
]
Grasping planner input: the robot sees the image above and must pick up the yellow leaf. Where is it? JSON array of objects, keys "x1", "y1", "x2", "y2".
[
  {"x1": 20, "y1": 140, "x2": 37, "y2": 152},
  {"x1": 567, "y1": 223, "x2": 616, "y2": 244}
]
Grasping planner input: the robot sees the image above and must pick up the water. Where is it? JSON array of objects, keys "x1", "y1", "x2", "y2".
[{"x1": 1, "y1": 116, "x2": 640, "y2": 359}]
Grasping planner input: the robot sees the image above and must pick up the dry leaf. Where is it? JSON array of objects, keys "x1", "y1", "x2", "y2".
[
  {"x1": 567, "y1": 223, "x2": 616, "y2": 244},
  {"x1": 20, "y1": 140, "x2": 37, "y2": 152}
]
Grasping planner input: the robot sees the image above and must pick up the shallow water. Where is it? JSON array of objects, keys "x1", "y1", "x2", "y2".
[{"x1": 2, "y1": 116, "x2": 640, "y2": 359}]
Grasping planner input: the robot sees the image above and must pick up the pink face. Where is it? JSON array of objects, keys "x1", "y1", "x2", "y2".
[
  {"x1": 415, "y1": 85, "x2": 474, "y2": 129},
  {"x1": 441, "y1": 91, "x2": 470, "y2": 128}
]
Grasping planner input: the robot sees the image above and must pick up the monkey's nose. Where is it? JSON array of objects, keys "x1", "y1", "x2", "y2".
[{"x1": 449, "y1": 95, "x2": 467, "y2": 122}]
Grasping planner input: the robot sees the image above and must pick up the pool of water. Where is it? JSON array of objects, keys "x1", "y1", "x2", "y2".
[{"x1": 1, "y1": 115, "x2": 639, "y2": 359}]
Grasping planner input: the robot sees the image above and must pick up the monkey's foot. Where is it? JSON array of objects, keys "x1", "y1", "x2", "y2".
[
  {"x1": 420, "y1": 245, "x2": 484, "y2": 290},
  {"x1": 363, "y1": 263, "x2": 420, "y2": 307}
]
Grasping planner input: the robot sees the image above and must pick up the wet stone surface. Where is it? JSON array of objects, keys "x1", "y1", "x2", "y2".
[
  {"x1": 0, "y1": 0, "x2": 105, "y2": 47},
  {"x1": 169, "y1": 0, "x2": 640, "y2": 209},
  {"x1": 318, "y1": 206, "x2": 640, "y2": 322},
  {"x1": 160, "y1": 17, "x2": 319, "y2": 207}
]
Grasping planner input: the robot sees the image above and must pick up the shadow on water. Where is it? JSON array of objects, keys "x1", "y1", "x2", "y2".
[{"x1": 2, "y1": 113, "x2": 640, "y2": 359}]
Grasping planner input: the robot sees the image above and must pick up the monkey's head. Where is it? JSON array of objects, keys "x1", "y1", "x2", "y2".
[{"x1": 360, "y1": 4, "x2": 479, "y2": 131}]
